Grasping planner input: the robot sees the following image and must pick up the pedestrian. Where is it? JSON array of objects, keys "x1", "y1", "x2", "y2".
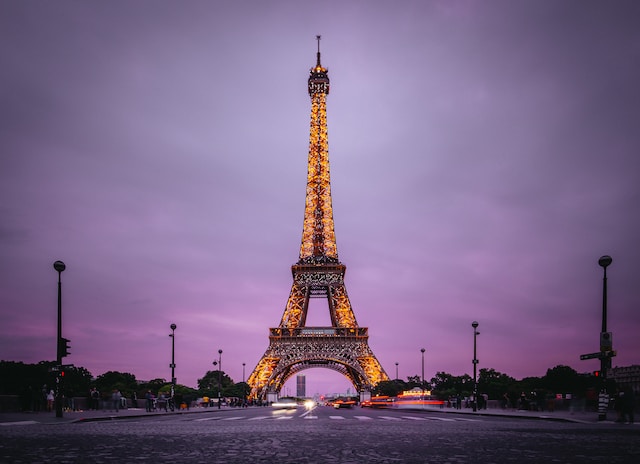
[
  {"x1": 90, "y1": 388, "x2": 100, "y2": 410},
  {"x1": 502, "y1": 392, "x2": 510, "y2": 409},
  {"x1": 158, "y1": 392, "x2": 168, "y2": 412},
  {"x1": 112, "y1": 389, "x2": 122, "y2": 412},
  {"x1": 132, "y1": 391, "x2": 138, "y2": 408},
  {"x1": 145, "y1": 390, "x2": 154, "y2": 412},
  {"x1": 46, "y1": 389, "x2": 55, "y2": 412},
  {"x1": 615, "y1": 387, "x2": 625, "y2": 422},
  {"x1": 41, "y1": 385, "x2": 48, "y2": 411},
  {"x1": 622, "y1": 387, "x2": 635, "y2": 424},
  {"x1": 518, "y1": 392, "x2": 528, "y2": 410}
]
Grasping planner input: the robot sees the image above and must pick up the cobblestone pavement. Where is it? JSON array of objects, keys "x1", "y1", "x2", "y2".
[{"x1": 1, "y1": 407, "x2": 638, "y2": 463}]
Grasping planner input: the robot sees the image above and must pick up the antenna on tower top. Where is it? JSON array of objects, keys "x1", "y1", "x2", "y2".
[{"x1": 316, "y1": 35, "x2": 322, "y2": 67}]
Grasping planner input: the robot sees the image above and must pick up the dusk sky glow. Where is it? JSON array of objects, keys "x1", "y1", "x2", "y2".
[{"x1": 1, "y1": 1, "x2": 639, "y2": 396}]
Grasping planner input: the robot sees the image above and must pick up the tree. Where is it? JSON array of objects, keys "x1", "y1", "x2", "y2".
[
  {"x1": 405, "y1": 375, "x2": 426, "y2": 390},
  {"x1": 372, "y1": 380, "x2": 405, "y2": 397},
  {"x1": 94, "y1": 371, "x2": 137, "y2": 398},
  {"x1": 225, "y1": 382, "x2": 249, "y2": 399},
  {"x1": 542, "y1": 365, "x2": 581, "y2": 394},
  {"x1": 197, "y1": 370, "x2": 234, "y2": 396},
  {"x1": 477, "y1": 368, "x2": 516, "y2": 400},
  {"x1": 59, "y1": 365, "x2": 93, "y2": 397},
  {"x1": 430, "y1": 372, "x2": 473, "y2": 399},
  {"x1": 0, "y1": 361, "x2": 52, "y2": 411},
  {"x1": 0, "y1": 361, "x2": 49, "y2": 395},
  {"x1": 0, "y1": 361, "x2": 95, "y2": 411},
  {"x1": 157, "y1": 383, "x2": 198, "y2": 397},
  {"x1": 139, "y1": 378, "x2": 166, "y2": 393}
]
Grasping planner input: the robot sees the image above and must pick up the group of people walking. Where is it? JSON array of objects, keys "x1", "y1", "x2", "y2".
[{"x1": 88, "y1": 387, "x2": 125, "y2": 411}]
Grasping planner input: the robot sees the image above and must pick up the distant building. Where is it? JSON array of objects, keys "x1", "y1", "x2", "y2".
[
  {"x1": 609, "y1": 364, "x2": 640, "y2": 396},
  {"x1": 296, "y1": 374, "x2": 306, "y2": 398}
]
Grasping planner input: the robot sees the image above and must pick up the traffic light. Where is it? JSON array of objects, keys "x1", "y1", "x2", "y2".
[
  {"x1": 593, "y1": 371, "x2": 600, "y2": 377},
  {"x1": 58, "y1": 337, "x2": 71, "y2": 358}
]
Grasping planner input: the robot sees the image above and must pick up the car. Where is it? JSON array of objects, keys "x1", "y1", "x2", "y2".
[
  {"x1": 333, "y1": 399, "x2": 356, "y2": 409},
  {"x1": 272, "y1": 398, "x2": 298, "y2": 409}
]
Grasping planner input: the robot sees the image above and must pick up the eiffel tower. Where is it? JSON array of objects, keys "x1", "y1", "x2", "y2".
[{"x1": 247, "y1": 37, "x2": 389, "y2": 400}]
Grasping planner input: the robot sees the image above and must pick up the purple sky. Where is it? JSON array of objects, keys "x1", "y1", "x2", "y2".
[{"x1": 1, "y1": 1, "x2": 639, "y2": 397}]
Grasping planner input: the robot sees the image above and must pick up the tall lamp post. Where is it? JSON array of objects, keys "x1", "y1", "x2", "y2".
[
  {"x1": 53, "y1": 260, "x2": 66, "y2": 419},
  {"x1": 395, "y1": 362, "x2": 399, "y2": 380},
  {"x1": 420, "y1": 348, "x2": 426, "y2": 390},
  {"x1": 169, "y1": 324, "x2": 177, "y2": 386},
  {"x1": 242, "y1": 362, "x2": 246, "y2": 406},
  {"x1": 598, "y1": 255, "x2": 612, "y2": 421},
  {"x1": 472, "y1": 321, "x2": 479, "y2": 412},
  {"x1": 217, "y1": 349, "x2": 223, "y2": 409}
]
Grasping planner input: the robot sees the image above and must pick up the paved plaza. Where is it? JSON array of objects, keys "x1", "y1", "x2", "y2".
[{"x1": 1, "y1": 405, "x2": 638, "y2": 463}]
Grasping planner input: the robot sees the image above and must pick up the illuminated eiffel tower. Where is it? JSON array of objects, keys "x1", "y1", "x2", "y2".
[{"x1": 248, "y1": 37, "x2": 389, "y2": 400}]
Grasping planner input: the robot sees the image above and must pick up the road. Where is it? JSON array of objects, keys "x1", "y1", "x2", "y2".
[{"x1": 1, "y1": 404, "x2": 638, "y2": 463}]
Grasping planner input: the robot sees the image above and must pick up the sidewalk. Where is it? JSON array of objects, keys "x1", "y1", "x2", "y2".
[
  {"x1": 0, "y1": 406, "x2": 229, "y2": 426},
  {"x1": 428, "y1": 406, "x2": 604, "y2": 424}
]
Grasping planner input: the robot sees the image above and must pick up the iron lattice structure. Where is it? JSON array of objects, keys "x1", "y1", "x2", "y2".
[{"x1": 248, "y1": 37, "x2": 388, "y2": 400}]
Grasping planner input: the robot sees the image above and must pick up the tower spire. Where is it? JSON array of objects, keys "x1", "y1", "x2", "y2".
[{"x1": 316, "y1": 34, "x2": 322, "y2": 67}]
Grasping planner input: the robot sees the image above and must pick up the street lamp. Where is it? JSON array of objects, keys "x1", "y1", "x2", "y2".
[
  {"x1": 395, "y1": 362, "x2": 399, "y2": 380},
  {"x1": 218, "y1": 349, "x2": 223, "y2": 409},
  {"x1": 420, "y1": 348, "x2": 426, "y2": 389},
  {"x1": 472, "y1": 321, "x2": 479, "y2": 412},
  {"x1": 242, "y1": 362, "x2": 246, "y2": 406},
  {"x1": 169, "y1": 324, "x2": 177, "y2": 386},
  {"x1": 53, "y1": 260, "x2": 66, "y2": 419},
  {"x1": 598, "y1": 255, "x2": 612, "y2": 421}
]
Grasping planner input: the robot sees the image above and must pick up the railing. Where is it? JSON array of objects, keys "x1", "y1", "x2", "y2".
[{"x1": 269, "y1": 327, "x2": 368, "y2": 338}]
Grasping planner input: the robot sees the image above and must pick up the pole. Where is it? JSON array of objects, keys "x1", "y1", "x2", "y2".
[
  {"x1": 170, "y1": 324, "x2": 177, "y2": 386},
  {"x1": 601, "y1": 264, "x2": 608, "y2": 334},
  {"x1": 420, "y1": 348, "x2": 425, "y2": 388},
  {"x1": 598, "y1": 255, "x2": 612, "y2": 421},
  {"x1": 395, "y1": 362, "x2": 399, "y2": 380},
  {"x1": 218, "y1": 349, "x2": 223, "y2": 409},
  {"x1": 53, "y1": 260, "x2": 66, "y2": 419},
  {"x1": 242, "y1": 363, "x2": 246, "y2": 406},
  {"x1": 472, "y1": 321, "x2": 479, "y2": 412}
]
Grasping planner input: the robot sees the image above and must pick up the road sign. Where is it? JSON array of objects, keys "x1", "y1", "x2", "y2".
[
  {"x1": 600, "y1": 332, "x2": 613, "y2": 352},
  {"x1": 580, "y1": 350, "x2": 617, "y2": 361}
]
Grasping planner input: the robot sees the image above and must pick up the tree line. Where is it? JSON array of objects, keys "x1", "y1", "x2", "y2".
[
  {"x1": 1, "y1": 360, "x2": 603, "y2": 411},
  {"x1": 373, "y1": 365, "x2": 604, "y2": 404},
  {"x1": 0, "y1": 360, "x2": 249, "y2": 411}
]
